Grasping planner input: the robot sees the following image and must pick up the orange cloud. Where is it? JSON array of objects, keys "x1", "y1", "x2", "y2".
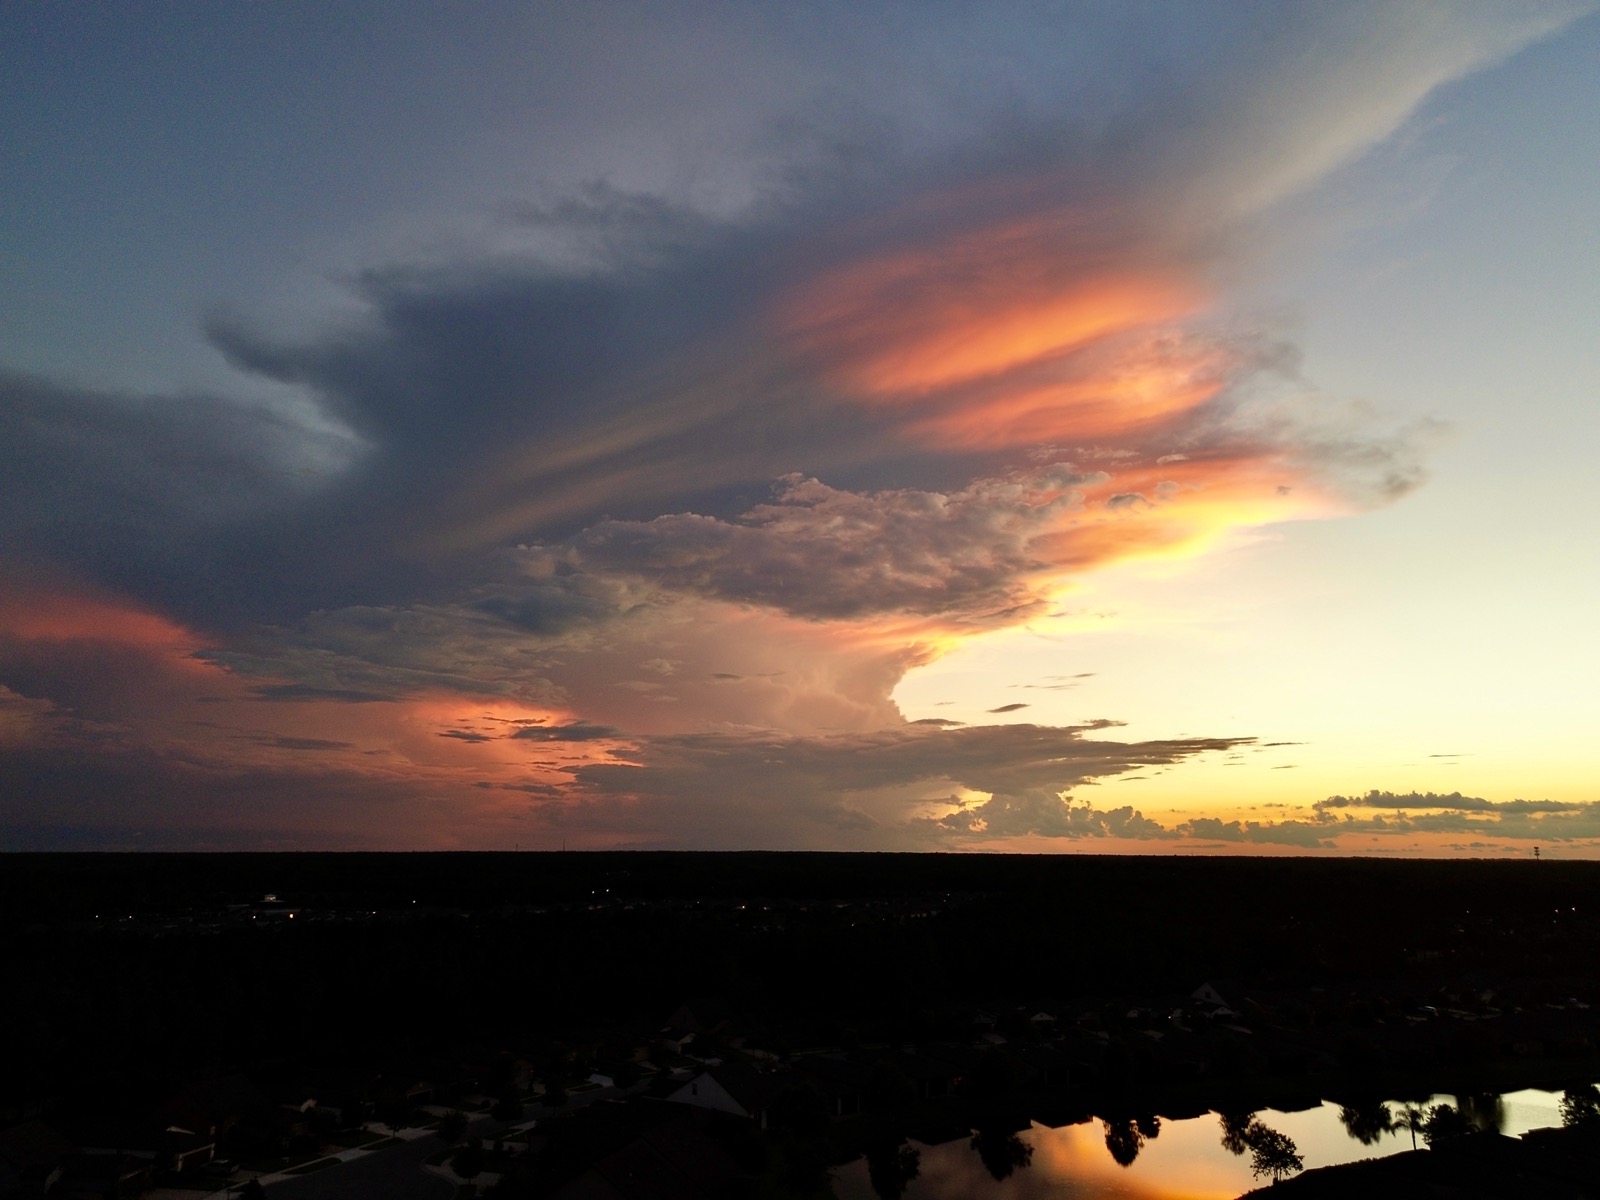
[
  {"x1": 0, "y1": 582, "x2": 203, "y2": 653},
  {"x1": 1031, "y1": 454, "x2": 1339, "y2": 573},
  {"x1": 778, "y1": 198, "x2": 1214, "y2": 448},
  {"x1": 902, "y1": 330, "x2": 1236, "y2": 449}
]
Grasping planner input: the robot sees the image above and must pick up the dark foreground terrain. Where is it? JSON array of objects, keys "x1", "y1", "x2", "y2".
[{"x1": 3, "y1": 852, "x2": 1599, "y2": 1197}]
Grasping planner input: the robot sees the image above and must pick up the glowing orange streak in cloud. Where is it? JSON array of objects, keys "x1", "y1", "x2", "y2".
[
  {"x1": 0, "y1": 582, "x2": 212, "y2": 678},
  {"x1": 779, "y1": 205, "x2": 1207, "y2": 404},
  {"x1": 1029, "y1": 456, "x2": 1337, "y2": 584},
  {"x1": 0, "y1": 589, "x2": 199, "y2": 649},
  {"x1": 905, "y1": 335, "x2": 1235, "y2": 449},
  {"x1": 830, "y1": 456, "x2": 1337, "y2": 653}
]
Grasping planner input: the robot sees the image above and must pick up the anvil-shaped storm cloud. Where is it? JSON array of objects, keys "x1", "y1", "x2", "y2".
[{"x1": 1, "y1": 2, "x2": 1591, "y2": 850}]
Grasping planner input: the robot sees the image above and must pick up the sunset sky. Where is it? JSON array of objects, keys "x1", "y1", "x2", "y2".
[{"x1": 4, "y1": 2, "x2": 1597, "y2": 853}]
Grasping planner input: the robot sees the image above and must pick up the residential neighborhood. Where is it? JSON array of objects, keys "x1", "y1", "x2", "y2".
[{"x1": 6, "y1": 853, "x2": 1600, "y2": 1198}]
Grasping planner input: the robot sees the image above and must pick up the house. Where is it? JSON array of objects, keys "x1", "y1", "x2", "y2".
[
  {"x1": 792, "y1": 1055, "x2": 872, "y2": 1117},
  {"x1": 162, "y1": 1127, "x2": 216, "y2": 1173},
  {"x1": 153, "y1": 1074, "x2": 271, "y2": 1143},
  {"x1": 894, "y1": 1051, "x2": 962, "y2": 1101},
  {"x1": 665, "y1": 1063, "x2": 770, "y2": 1128},
  {"x1": 73, "y1": 1119, "x2": 215, "y2": 1173},
  {"x1": 54, "y1": 1152, "x2": 149, "y2": 1200},
  {"x1": 1191, "y1": 981, "x2": 1246, "y2": 1015},
  {"x1": 549, "y1": 1110, "x2": 756, "y2": 1200},
  {"x1": 919, "y1": 1042, "x2": 989, "y2": 1094},
  {"x1": 662, "y1": 999, "x2": 731, "y2": 1042}
]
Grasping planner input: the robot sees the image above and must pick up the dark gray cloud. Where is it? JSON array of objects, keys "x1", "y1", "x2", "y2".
[
  {"x1": 1178, "y1": 816, "x2": 1331, "y2": 848},
  {"x1": 0, "y1": 740, "x2": 472, "y2": 851},
  {"x1": 1313, "y1": 789, "x2": 1587, "y2": 814},
  {"x1": 511, "y1": 722, "x2": 621, "y2": 743},
  {"x1": 988, "y1": 703, "x2": 1030, "y2": 713},
  {"x1": 0, "y1": 370, "x2": 358, "y2": 623},
  {"x1": 938, "y1": 792, "x2": 1173, "y2": 840},
  {"x1": 248, "y1": 683, "x2": 397, "y2": 704},
  {"x1": 545, "y1": 721, "x2": 1251, "y2": 846},
  {"x1": 473, "y1": 582, "x2": 622, "y2": 636},
  {"x1": 1316, "y1": 803, "x2": 1600, "y2": 842},
  {"x1": 257, "y1": 736, "x2": 354, "y2": 752},
  {"x1": 573, "y1": 720, "x2": 1247, "y2": 798}
]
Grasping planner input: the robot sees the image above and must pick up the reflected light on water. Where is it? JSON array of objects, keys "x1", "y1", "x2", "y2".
[
  {"x1": 831, "y1": 1087, "x2": 1582, "y2": 1200},
  {"x1": 1029, "y1": 1119, "x2": 1248, "y2": 1199}
]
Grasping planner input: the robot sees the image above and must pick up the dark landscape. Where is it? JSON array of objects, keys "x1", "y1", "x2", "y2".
[{"x1": 6, "y1": 852, "x2": 1600, "y2": 1198}]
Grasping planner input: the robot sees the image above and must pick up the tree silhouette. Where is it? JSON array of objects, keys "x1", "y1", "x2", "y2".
[
  {"x1": 1560, "y1": 1084, "x2": 1600, "y2": 1130},
  {"x1": 1337, "y1": 1101, "x2": 1393, "y2": 1145},
  {"x1": 1421, "y1": 1103, "x2": 1474, "y2": 1147},
  {"x1": 1102, "y1": 1118, "x2": 1145, "y2": 1167},
  {"x1": 769, "y1": 1082, "x2": 831, "y2": 1137},
  {"x1": 864, "y1": 1060, "x2": 916, "y2": 1113},
  {"x1": 1247, "y1": 1126, "x2": 1303, "y2": 1183},
  {"x1": 970, "y1": 1125, "x2": 1033, "y2": 1181},
  {"x1": 864, "y1": 1141, "x2": 921, "y2": 1199},
  {"x1": 967, "y1": 1047, "x2": 1011, "y2": 1098},
  {"x1": 437, "y1": 1110, "x2": 468, "y2": 1145},
  {"x1": 377, "y1": 1093, "x2": 410, "y2": 1136},
  {"x1": 483, "y1": 1056, "x2": 515, "y2": 1096},
  {"x1": 1218, "y1": 1116, "x2": 1305, "y2": 1184},
  {"x1": 1219, "y1": 1110, "x2": 1258, "y2": 1156},
  {"x1": 491, "y1": 1088, "x2": 524, "y2": 1131},
  {"x1": 454, "y1": 1140, "x2": 485, "y2": 1188},
  {"x1": 1391, "y1": 1104, "x2": 1428, "y2": 1150}
]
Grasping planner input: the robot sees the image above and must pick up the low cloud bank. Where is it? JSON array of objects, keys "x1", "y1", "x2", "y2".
[{"x1": 1317, "y1": 790, "x2": 1589, "y2": 815}]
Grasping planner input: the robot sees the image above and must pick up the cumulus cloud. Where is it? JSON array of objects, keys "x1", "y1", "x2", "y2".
[
  {"x1": 1314, "y1": 789, "x2": 1588, "y2": 814},
  {"x1": 1178, "y1": 816, "x2": 1331, "y2": 849},
  {"x1": 563, "y1": 465, "x2": 1100, "y2": 620},
  {"x1": 1313, "y1": 801, "x2": 1600, "y2": 844},
  {"x1": 939, "y1": 792, "x2": 1174, "y2": 840}
]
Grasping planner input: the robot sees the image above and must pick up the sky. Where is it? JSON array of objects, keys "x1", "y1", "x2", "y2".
[{"x1": 2, "y1": 1, "x2": 1597, "y2": 854}]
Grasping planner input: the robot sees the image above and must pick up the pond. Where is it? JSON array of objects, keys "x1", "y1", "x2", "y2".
[{"x1": 832, "y1": 1086, "x2": 1576, "y2": 1199}]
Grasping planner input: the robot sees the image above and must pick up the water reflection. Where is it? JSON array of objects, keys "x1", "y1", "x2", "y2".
[
  {"x1": 1335, "y1": 1099, "x2": 1392, "y2": 1145},
  {"x1": 1102, "y1": 1113, "x2": 1160, "y2": 1166},
  {"x1": 1213, "y1": 1112, "x2": 1303, "y2": 1184},
  {"x1": 865, "y1": 1141, "x2": 921, "y2": 1199},
  {"x1": 1456, "y1": 1092, "x2": 1505, "y2": 1135},
  {"x1": 1561, "y1": 1083, "x2": 1600, "y2": 1129},
  {"x1": 833, "y1": 1084, "x2": 1593, "y2": 1200},
  {"x1": 970, "y1": 1124, "x2": 1033, "y2": 1180},
  {"x1": 1217, "y1": 1110, "x2": 1256, "y2": 1155}
]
